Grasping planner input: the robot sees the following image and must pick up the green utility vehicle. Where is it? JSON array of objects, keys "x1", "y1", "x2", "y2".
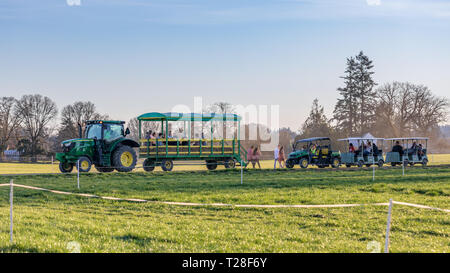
[
  {"x1": 285, "y1": 137, "x2": 341, "y2": 169},
  {"x1": 56, "y1": 120, "x2": 140, "y2": 173},
  {"x1": 385, "y1": 137, "x2": 429, "y2": 166},
  {"x1": 137, "y1": 112, "x2": 247, "y2": 171},
  {"x1": 338, "y1": 137, "x2": 385, "y2": 168}
]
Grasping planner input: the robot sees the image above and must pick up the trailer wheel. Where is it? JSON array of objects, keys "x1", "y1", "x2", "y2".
[
  {"x1": 422, "y1": 158, "x2": 428, "y2": 166},
  {"x1": 346, "y1": 164, "x2": 352, "y2": 168},
  {"x1": 59, "y1": 161, "x2": 73, "y2": 173},
  {"x1": 143, "y1": 158, "x2": 156, "y2": 172},
  {"x1": 377, "y1": 159, "x2": 384, "y2": 167},
  {"x1": 299, "y1": 158, "x2": 309, "y2": 169},
  {"x1": 161, "y1": 159, "x2": 174, "y2": 171},
  {"x1": 357, "y1": 160, "x2": 364, "y2": 168},
  {"x1": 113, "y1": 145, "x2": 137, "y2": 172},
  {"x1": 206, "y1": 160, "x2": 218, "y2": 170},
  {"x1": 391, "y1": 162, "x2": 397, "y2": 167},
  {"x1": 224, "y1": 158, "x2": 236, "y2": 169},
  {"x1": 403, "y1": 159, "x2": 409, "y2": 167},
  {"x1": 76, "y1": 156, "x2": 92, "y2": 172}
]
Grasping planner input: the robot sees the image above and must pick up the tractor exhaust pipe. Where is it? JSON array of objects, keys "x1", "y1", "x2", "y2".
[{"x1": 78, "y1": 123, "x2": 82, "y2": 138}]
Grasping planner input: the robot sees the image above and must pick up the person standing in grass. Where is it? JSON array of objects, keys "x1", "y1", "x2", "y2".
[
  {"x1": 252, "y1": 146, "x2": 262, "y2": 169},
  {"x1": 278, "y1": 145, "x2": 286, "y2": 168},
  {"x1": 247, "y1": 145, "x2": 254, "y2": 168},
  {"x1": 274, "y1": 144, "x2": 280, "y2": 169}
]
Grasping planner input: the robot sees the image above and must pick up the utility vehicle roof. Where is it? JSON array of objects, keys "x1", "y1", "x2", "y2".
[
  {"x1": 85, "y1": 120, "x2": 125, "y2": 125},
  {"x1": 385, "y1": 137, "x2": 429, "y2": 140},
  {"x1": 296, "y1": 137, "x2": 330, "y2": 143}
]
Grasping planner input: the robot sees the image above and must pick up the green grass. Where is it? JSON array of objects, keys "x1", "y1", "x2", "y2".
[{"x1": 0, "y1": 167, "x2": 449, "y2": 253}]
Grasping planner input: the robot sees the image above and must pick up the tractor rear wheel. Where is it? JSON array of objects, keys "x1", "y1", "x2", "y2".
[
  {"x1": 224, "y1": 158, "x2": 236, "y2": 169},
  {"x1": 76, "y1": 156, "x2": 92, "y2": 172},
  {"x1": 331, "y1": 157, "x2": 340, "y2": 168},
  {"x1": 59, "y1": 161, "x2": 73, "y2": 173},
  {"x1": 206, "y1": 160, "x2": 218, "y2": 170},
  {"x1": 299, "y1": 158, "x2": 309, "y2": 169},
  {"x1": 161, "y1": 159, "x2": 174, "y2": 171},
  {"x1": 112, "y1": 145, "x2": 137, "y2": 172},
  {"x1": 143, "y1": 158, "x2": 156, "y2": 172}
]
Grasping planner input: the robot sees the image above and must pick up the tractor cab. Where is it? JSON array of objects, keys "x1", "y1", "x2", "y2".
[
  {"x1": 56, "y1": 120, "x2": 139, "y2": 173},
  {"x1": 286, "y1": 137, "x2": 341, "y2": 169},
  {"x1": 385, "y1": 137, "x2": 429, "y2": 166}
]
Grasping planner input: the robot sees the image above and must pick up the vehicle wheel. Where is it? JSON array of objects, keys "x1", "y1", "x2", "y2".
[
  {"x1": 143, "y1": 158, "x2": 156, "y2": 172},
  {"x1": 346, "y1": 164, "x2": 352, "y2": 168},
  {"x1": 112, "y1": 145, "x2": 137, "y2": 172},
  {"x1": 331, "y1": 157, "x2": 340, "y2": 168},
  {"x1": 224, "y1": 158, "x2": 236, "y2": 169},
  {"x1": 76, "y1": 156, "x2": 92, "y2": 172},
  {"x1": 286, "y1": 159, "x2": 295, "y2": 169},
  {"x1": 95, "y1": 166, "x2": 114, "y2": 173},
  {"x1": 357, "y1": 160, "x2": 364, "y2": 168},
  {"x1": 409, "y1": 162, "x2": 415, "y2": 166},
  {"x1": 391, "y1": 162, "x2": 397, "y2": 167},
  {"x1": 403, "y1": 159, "x2": 409, "y2": 167},
  {"x1": 377, "y1": 160, "x2": 384, "y2": 168},
  {"x1": 59, "y1": 161, "x2": 73, "y2": 173},
  {"x1": 299, "y1": 158, "x2": 309, "y2": 169},
  {"x1": 206, "y1": 160, "x2": 218, "y2": 170},
  {"x1": 422, "y1": 158, "x2": 428, "y2": 166},
  {"x1": 161, "y1": 159, "x2": 174, "y2": 171},
  {"x1": 365, "y1": 164, "x2": 372, "y2": 167}
]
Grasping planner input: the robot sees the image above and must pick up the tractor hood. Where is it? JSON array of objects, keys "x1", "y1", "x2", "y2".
[{"x1": 61, "y1": 138, "x2": 92, "y2": 145}]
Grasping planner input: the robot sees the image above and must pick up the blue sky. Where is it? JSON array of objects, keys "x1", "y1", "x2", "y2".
[{"x1": 1, "y1": 0, "x2": 449, "y2": 129}]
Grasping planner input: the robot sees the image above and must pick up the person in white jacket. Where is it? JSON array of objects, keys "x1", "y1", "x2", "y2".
[{"x1": 274, "y1": 144, "x2": 281, "y2": 169}]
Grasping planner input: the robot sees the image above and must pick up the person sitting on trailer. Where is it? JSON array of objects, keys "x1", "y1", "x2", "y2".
[
  {"x1": 409, "y1": 141, "x2": 418, "y2": 155},
  {"x1": 349, "y1": 143, "x2": 356, "y2": 153},
  {"x1": 392, "y1": 141, "x2": 404, "y2": 156},
  {"x1": 417, "y1": 143, "x2": 424, "y2": 159},
  {"x1": 372, "y1": 142, "x2": 379, "y2": 156}
]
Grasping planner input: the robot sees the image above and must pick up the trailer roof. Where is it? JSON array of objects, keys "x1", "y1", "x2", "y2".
[
  {"x1": 385, "y1": 137, "x2": 429, "y2": 140},
  {"x1": 86, "y1": 120, "x2": 125, "y2": 124},
  {"x1": 338, "y1": 137, "x2": 385, "y2": 141},
  {"x1": 296, "y1": 137, "x2": 330, "y2": 142},
  {"x1": 137, "y1": 112, "x2": 241, "y2": 121}
]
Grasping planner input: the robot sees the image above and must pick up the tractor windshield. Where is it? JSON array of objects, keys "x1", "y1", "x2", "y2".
[
  {"x1": 104, "y1": 124, "x2": 123, "y2": 141},
  {"x1": 86, "y1": 124, "x2": 102, "y2": 139}
]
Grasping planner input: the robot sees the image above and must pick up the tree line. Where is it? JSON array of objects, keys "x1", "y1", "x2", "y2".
[{"x1": 1, "y1": 51, "x2": 448, "y2": 159}]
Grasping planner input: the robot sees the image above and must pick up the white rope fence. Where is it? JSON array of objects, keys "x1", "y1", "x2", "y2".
[{"x1": 1, "y1": 180, "x2": 448, "y2": 252}]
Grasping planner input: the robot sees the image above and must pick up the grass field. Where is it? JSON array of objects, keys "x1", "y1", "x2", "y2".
[
  {"x1": 0, "y1": 166, "x2": 449, "y2": 253},
  {"x1": 1, "y1": 153, "x2": 450, "y2": 175}
]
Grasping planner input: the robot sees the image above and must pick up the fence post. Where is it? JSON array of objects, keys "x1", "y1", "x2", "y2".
[
  {"x1": 10, "y1": 179, "x2": 13, "y2": 243},
  {"x1": 372, "y1": 165, "x2": 375, "y2": 181},
  {"x1": 384, "y1": 198, "x2": 393, "y2": 253},
  {"x1": 241, "y1": 160, "x2": 243, "y2": 185},
  {"x1": 402, "y1": 158, "x2": 405, "y2": 176},
  {"x1": 77, "y1": 160, "x2": 80, "y2": 189},
  {"x1": 51, "y1": 156, "x2": 54, "y2": 165}
]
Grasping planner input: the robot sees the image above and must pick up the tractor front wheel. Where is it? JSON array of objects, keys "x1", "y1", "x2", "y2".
[
  {"x1": 286, "y1": 159, "x2": 295, "y2": 169},
  {"x1": 76, "y1": 156, "x2": 92, "y2": 172},
  {"x1": 113, "y1": 145, "x2": 137, "y2": 172},
  {"x1": 59, "y1": 161, "x2": 73, "y2": 173}
]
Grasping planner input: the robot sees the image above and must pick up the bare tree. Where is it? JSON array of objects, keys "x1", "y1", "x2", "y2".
[
  {"x1": 15, "y1": 94, "x2": 58, "y2": 160},
  {"x1": 376, "y1": 82, "x2": 448, "y2": 136},
  {"x1": 207, "y1": 102, "x2": 235, "y2": 139},
  {"x1": 0, "y1": 97, "x2": 22, "y2": 154},
  {"x1": 127, "y1": 117, "x2": 160, "y2": 141},
  {"x1": 60, "y1": 101, "x2": 108, "y2": 139}
]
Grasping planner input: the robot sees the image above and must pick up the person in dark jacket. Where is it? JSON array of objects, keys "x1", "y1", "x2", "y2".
[{"x1": 392, "y1": 141, "x2": 403, "y2": 156}]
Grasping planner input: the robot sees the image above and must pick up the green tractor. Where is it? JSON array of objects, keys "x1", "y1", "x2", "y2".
[
  {"x1": 55, "y1": 120, "x2": 140, "y2": 173},
  {"x1": 285, "y1": 137, "x2": 341, "y2": 169}
]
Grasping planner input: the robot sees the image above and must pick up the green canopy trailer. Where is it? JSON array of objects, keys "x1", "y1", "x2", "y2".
[
  {"x1": 385, "y1": 137, "x2": 429, "y2": 166},
  {"x1": 137, "y1": 112, "x2": 247, "y2": 171},
  {"x1": 338, "y1": 137, "x2": 385, "y2": 168}
]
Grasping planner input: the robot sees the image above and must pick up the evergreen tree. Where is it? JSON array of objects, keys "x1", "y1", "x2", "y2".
[
  {"x1": 333, "y1": 51, "x2": 376, "y2": 135},
  {"x1": 301, "y1": 98, "x2": 332, "y2": 138}
]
